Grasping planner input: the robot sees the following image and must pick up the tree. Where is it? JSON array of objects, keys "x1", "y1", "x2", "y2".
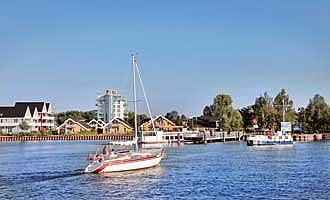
[
  {"x1": 229, "y1": 110, "x2": 243, "y2": 131},
  {"x1": 304, "y1": 94, "x2": 330, "y2": 133},
  {"x1": 126, "y1": 112, "x2": 149, "y2": 127},
  {"x1": 273, "y1": 89, "x2": 296, "y2": 125},
  {"x1": 297, "y1": 107, "x2": 309, "y2": 133},
  {"x1": 203, "y1": 94, "x2": 243, "y2": 132},
  {"x1": 55, "y1": 110, "x2": 97, "y2": 125},
  {"x1": 165, "y1": 111, "x2": 186, "y2": 126},
  {"x1": 239, "y1": 106, "x2": 255, "y2": 129},
  {"x1": 19, "y1": 121, "x2": 30, "y2": 132},
  {"x1": 253, "y1": 92, "x2": 276, "y2": 130},
  {"x1": 202, "y1": 106, "x2": 212, "y2": 120}
]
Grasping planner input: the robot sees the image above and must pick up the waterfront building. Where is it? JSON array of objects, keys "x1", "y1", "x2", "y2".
[
  {"x1": 88, "y1": 119, "x2": 105, "y2": 133},
  {"x1": 103, "y1": 117, "x2": 133, "y2": 135},
  {"x1": 88, "y1": 119, "x2": 106, "y2": 129},
  {"x1": 140, "y1": 115, "x2": 183, "y2": 132},
  {"x1": 96, "y1": 90, "x2": 126, "y2": 123},
  {"x1": 56, "y1": 118, "x2": 91, "y2": 134},
  {"x1": 0, "y1": 102, "x2": 55, "y2": 133}
]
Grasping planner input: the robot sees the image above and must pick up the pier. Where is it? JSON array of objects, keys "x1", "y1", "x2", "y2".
[
  {"x1": 1, "y1": 132, "x2": 328, "y2": 143},
  {"x1": 0, "y1": 135, "x2": 134, "y2": 142},
  {"x1": 292, "y1": 133, "x2": 323, "y2": 142},
  {"x1": 184, "y1": 131, "x2": 243, "y2": 144}
]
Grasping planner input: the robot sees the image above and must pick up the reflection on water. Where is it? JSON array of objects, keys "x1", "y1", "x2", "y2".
[{"x1": 0, "y1": 141, "x2": 329, "y2": 200}]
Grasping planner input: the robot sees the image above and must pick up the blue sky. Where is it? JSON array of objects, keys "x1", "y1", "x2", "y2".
[{"x1": 0, "y1": 1, "x2": 329, "y2": 116}]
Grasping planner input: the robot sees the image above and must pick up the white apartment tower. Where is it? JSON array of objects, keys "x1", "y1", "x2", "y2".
[{"x1": 96, "y1": 90, "x2": 126, "y2": 123}]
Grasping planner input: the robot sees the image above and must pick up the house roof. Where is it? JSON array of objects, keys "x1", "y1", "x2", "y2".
[
  {"x1": 15, "y1": 102, "x2": 45, "y2": 113},
  {"x1": 88, "y1": 119, "x2": 106, "y2": 127},
  {"x1": 88, "y1": 119, "x2": 98, "y2": 125},
  {"x1": 104, "y1": 117, "x2": 133, "y2": 129},
  {"x1": 140, "y1": 115, "x2": 176, "y2": 127},
  {"x1": 78, "y1": 120, "x2": 92, "y2": 129},
  {"x1": 97, "y1": 119, "x2": 106, "y2": 125},
  {"x1": 0, "y1": 107, "x2": 16, "y2": 117},
  {"x1": 0, "y1": 102, "x2": 52, "y2": 118},
  {"x1": 56, "y1": 118, "x2": 90, "y2": 130}
]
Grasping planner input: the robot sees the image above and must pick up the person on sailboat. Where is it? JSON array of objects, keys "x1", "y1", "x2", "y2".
[
  {"x1": 109, "y1": 148, "x2": 116, "y2": 158},
  {"x1": 102, "y1": 145, "x2": 109, "y2": 159},
  {"x1": 87, "y1": 153, "x2": 93, "y2": 162}
]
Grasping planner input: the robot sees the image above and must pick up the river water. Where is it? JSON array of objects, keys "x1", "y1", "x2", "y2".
[{"x1": 0, "y1": 141, "x2": 329, "y2": 200}]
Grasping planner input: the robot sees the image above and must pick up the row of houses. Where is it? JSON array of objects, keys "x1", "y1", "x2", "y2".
[
  {"x1": 56, "y1": 115, "x2": 183, "y2": 135},
  {"x1": 0, "y1": 101, "x2": 217, "y2": 135},
  {"x1": 0, "y1": 102, "x2": 55, "y2": 133},
  {"x1": 0, "y1": 101, "x2": 185, "y2": 135}
]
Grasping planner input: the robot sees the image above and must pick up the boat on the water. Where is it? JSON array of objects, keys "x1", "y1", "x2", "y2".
[
  {"x1": 85, "y1": 54, "x2": 164, "y2": 173},
  {"x1": 247, "y1": 130, "x2": 293, "y2": 146},
  {"x1": 109, "y1": 140, "x2": 135, "y2": 146},
  {"x1": 85, "y1": 149, "x2": 163, "y2": 173},
  {"x1": 141, "y1": 131, "x2": 184, "y2": 144}
]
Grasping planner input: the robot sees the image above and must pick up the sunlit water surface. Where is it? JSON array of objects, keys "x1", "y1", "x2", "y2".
[{"x1": 0, "y1": 141, "x2": 329, "y2": 200}]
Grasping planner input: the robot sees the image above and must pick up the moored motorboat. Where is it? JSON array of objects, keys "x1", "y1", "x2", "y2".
[{"x1": 247, "y1": 131, "x2": 293, "y2": 146}]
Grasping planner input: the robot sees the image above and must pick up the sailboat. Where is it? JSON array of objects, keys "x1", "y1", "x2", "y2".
[{"x1": 85, "y1": 55, "x2": 164, "y2": 173}]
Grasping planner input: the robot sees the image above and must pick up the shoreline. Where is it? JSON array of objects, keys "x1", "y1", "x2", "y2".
[
  {"x1": 0, "y1": 133, "x2": 329, "y2": 142},
  {"x1": 0, "y1": 135, "x2": 134, "y2": 142}
]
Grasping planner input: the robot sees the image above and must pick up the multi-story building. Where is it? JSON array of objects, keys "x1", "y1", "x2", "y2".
[
  {"x1": 96, "y1": 90, "x2": 126, "y2": 123},
  {"x1": 0, "y1": 102, "x2": 55, "y2": 133}
]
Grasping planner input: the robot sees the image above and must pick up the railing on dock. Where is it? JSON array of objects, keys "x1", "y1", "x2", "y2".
[{"x1": 183, "y1": 131, "x2": 244, "y2": 143}]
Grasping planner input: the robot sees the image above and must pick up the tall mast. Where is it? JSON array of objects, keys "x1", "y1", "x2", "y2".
[{"x1": 132, "y1": 54, "x2": 138, "y2": 151}]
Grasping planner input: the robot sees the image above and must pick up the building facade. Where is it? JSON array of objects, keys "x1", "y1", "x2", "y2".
[
  {"x1": 56, "y1": 118, "x2": 91, "y2": 134},
  {"x1": 0, "y1": 102, "x2": 55, "y2": 133},
  {"x1": 140, "y1": 115, "x2": 183, "y2": 132},
  {"x1": 96, "y1": 89, "x2": 126, "y2": 123},
  {"x1": 103, "y1": 117, "x2": 133, "y2": 135}
]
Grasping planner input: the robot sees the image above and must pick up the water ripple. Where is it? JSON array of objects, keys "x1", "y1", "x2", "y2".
[{"x1": 0, "y1": 141, "x2": 329, "y2": 200}]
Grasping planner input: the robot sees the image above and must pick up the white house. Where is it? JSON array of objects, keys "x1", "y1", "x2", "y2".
[{"x1": 0, "y1": 102, "x2": 55, "y2": 133}]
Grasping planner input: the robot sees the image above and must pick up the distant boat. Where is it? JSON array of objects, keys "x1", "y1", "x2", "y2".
[
  {"x1": 141, "y1": 131, "x2": 184, "y2": 144},
  {"x1": 109, "y1": 140, "x2": 135, "y2": 146},
  {"x1": 85, "y1": 55, "x2": 164, "y2": 173},
  {"x1": 247, "y1": 130, "x2": 293, "y2": 146}
]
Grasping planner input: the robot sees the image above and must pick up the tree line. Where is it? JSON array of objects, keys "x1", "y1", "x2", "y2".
[
  {"x1": 56, "y1": 110, "x2": 97, "y2": 125},
  {"x1": 200, "y1": 89, "x2": 330, "y2": 133},
  {"x1": 55, "y1": 89, "x2": 330, "y2": 133}
]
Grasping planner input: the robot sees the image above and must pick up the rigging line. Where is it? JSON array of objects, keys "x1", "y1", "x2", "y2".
[{"x1": 135, "y1": 62, "x2": 157, "y2": 133}]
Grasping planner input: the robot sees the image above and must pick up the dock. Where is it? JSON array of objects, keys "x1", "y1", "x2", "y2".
[
  {"x1": 0, "y1": 135, "x2": 134, "y2": 142},
  {"x1": 183, "y1": 131, "x2": 243, "y2": 144}
]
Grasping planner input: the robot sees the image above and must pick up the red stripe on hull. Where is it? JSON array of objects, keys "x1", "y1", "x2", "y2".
[
  {"x1": 93, "y1": 163, "x2": 107, "y2": 173},
  {"x1": 93, "y1": 154, "x2": 161, "y2": 173}
]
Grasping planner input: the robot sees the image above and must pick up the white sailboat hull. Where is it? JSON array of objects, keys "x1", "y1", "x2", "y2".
[
  {"x1": 102, "y1": 155, "x2": 162, "y2": 172},
  {"x1": 85, "y1": 153, "x2": 163, "y2": 173}
]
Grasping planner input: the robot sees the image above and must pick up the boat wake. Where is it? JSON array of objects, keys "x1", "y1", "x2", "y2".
[{"x1": 0, "y1": 169, "x2": 85, "y2": 186}]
